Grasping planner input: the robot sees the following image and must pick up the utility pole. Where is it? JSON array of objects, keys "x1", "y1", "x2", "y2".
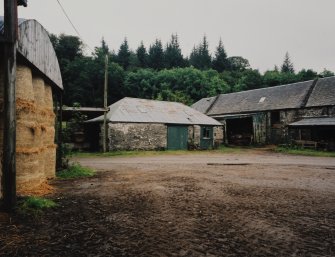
[{"x1": 102, "y1": 54, "x2": 108, "y2": 152}]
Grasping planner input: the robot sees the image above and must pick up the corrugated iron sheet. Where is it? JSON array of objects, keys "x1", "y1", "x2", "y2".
[
  {"x1": 289, "y1": 117, "x2": 335, "y2": 127},
  {"x1": 87, "y1": 97, "x2": 221, "y2": 126}
]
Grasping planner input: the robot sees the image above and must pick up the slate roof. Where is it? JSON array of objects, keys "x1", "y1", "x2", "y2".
[
  {"x1": 87, "y1": 97, "x2": 221, "y2": 126},
  {"x1": 204, "y1": 80, "x2": 315, "y2": 116},
  {"x1": 306, "y1": 77, "x2": 335, "y2": 107},
  {"x1": 289, "y1": 117, "x2": 335, "y2": 127},
  {"x1": 191, "y1": 96, "x2": 217, "y2": 114}
]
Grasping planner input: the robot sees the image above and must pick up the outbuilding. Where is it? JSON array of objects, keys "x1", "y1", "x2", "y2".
[
  {"x1": 0, "y1": 17, "x2": 63, "y2": 196},
  {"x1": 87, "y1": 97, "x2": 223, "y2": 151},
  {"x1": 192, "y1": 77, "x2": 335, "y2": 149}
]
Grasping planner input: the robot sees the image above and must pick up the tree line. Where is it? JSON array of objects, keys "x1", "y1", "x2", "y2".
[{"x1": 49, "y1": 34, "x2": 334, "y2": 107}]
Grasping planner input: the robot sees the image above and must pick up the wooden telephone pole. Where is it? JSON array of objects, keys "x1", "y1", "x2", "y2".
[
  {"x1": 2, "y1": 0, "x2": 27, "y2": 211},
  {"x1": 102, "y1": 54, "x2": 108, "y2": 152}
]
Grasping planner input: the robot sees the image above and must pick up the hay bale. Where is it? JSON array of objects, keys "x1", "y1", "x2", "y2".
[
  {"x1": 32, "y1": 76, "x2": 45, "y2": 105},
  {"x1": 16, "y1": 151, "x2": 45, "y2": 190},
  {"x1": 42, "y1": 126, "x2": 55, "y2": 145},
  {"x1": 44, "y1": 83, "x2": 53, "y2": 110},
  {"x1": 16, "y1": 65, "x2": 34, "y2": 102},
  {"x1": 44, "y1": 146, "x2": 56, "y2": 178},
  {"x1": 16, "y1": 121, "x2": 42, "y2": 148}
]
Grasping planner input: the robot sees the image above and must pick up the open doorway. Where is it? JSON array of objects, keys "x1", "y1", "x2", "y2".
[{"x1": 226, "y1": 117, "x2": 253, "y2": 145}]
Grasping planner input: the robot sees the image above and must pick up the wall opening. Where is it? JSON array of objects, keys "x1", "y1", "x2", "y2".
[
  {"x1": 226, "y1": 117, "x2": 253, "y2": 145},
  {"x1": 271, "y1": 111, "x2": 280, "y2": 127}
]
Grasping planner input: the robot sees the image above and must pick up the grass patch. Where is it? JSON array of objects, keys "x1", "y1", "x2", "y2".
[
  {"x1": 18, "y1": 196, "x2": 57, "y2": 217},
  {"x1": 57, "y1": 163, "x2": 95, "y2": 179},
  {"x1": 70, "y1": 146, "x2": 248, "y2": 158},
  {"x1": 275, "y1": 146, "x2": 335, "y2": 157}
]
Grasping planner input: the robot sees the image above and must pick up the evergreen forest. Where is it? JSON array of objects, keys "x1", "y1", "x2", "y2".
[{"x1": 49, "y1": 34, "x2": 334, "y2": 107}]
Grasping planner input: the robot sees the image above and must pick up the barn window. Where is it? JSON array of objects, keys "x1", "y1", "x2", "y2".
[{"x1": 203, "y1": 127, "x2": 211, "y2": 138}]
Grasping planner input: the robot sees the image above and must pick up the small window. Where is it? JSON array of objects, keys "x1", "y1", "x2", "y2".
[{"x1": 202, "y1": 127, "x2": 211, "y2": 138}]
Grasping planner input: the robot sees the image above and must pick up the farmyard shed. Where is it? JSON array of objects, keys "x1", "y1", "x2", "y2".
[
  {"x1": 87, "y1": 97, "x2": 222, "y2": 151},
  {"x1": 0, "y1": 17, "x2": 63, "y2": 195},
  {"x1": 193, "y1": 77, "x2": 335, "y2": 147}
]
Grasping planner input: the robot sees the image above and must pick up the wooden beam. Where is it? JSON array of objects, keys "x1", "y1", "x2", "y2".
[
  {"x1": 102, "y1": 54, "x2": 108, "y2": 152},
  {"x1": 2, "y1": 0, "x2": 18, "y2": 211}
]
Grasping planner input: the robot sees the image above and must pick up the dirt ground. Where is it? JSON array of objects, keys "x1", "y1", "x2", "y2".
[{"x1": 1, "y1": 149, "x2": 335, "y2": 257}]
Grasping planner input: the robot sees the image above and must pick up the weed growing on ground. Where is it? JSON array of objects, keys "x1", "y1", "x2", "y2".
[
  {"x1": 57, "y1": 163, "x2": 95, "y2": 179},
  {"x1": 18, "y1": 196, "x2": 57, "y2": 217},
  {"x1": 275, "y1": 146, "x2": 335, "y2": 157}
]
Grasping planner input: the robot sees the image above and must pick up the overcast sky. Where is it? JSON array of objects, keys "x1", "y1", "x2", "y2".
[{"x1": 3, "y1": 0, "x2": 335, "y2": 73}]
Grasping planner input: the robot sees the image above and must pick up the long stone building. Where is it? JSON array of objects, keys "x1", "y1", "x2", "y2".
[
  {"x1": 192, "y1": 77, "x2": 335, "y2": 149},
  {"x1": 87, "y1": 97, "x2": 223, "y2": 151},
  {"x1": 0, "y1": 17, "x2": 63, "y2": 196}
]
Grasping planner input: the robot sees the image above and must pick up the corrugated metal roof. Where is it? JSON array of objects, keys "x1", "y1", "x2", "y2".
[
  {"x1": 289, "y1": 117, "x2": 335, "y2": 127},
  {"x1": 306, "y1": 76, "x2": 335, "y2": 107},
  {"x1": 0, "y1": 17, "x2": 63, "y2": 90},
  {"x1": 206, "y1": 80, "x2": 314, "y2": 115},
  {"x1": 87, "y1": 97, "x2": 221, "y2": 126}
]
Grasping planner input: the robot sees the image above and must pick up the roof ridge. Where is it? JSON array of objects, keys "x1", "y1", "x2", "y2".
[
  {"x1": 204, "y1": 95, "x2": 220, "y2": 114},
  {"x1": 300, "y1": 78, "x2": 318, "y2": 108},
  {"x1": 216, "y1": 79, "x2": 314, "y2": 98}
]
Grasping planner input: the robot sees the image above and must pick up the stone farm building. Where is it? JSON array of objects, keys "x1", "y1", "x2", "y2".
[
  {"x1": 87, "y1": 97, "x2": 222, "y2": 151},
  {"x1": 0, "y1": 18, "x2": 63, "y2": 196},
  {"x1": 192, "y1": 77, "x2": 335, "y2": 150}
]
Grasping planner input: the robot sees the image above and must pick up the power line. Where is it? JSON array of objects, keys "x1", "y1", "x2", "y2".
[{"x1": 55, "y1": 0, "x2": 94, "y2": 53}]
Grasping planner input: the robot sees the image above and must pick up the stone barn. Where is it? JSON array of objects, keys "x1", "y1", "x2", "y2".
[
  {"x1": 192, "y1": 77, "x2": 335, "y2": 149},
  {"x1": 0, "y1": 17, "x2": 63, "y2": 196},
  {"x1": 87, "y1": 97, "x2": 222, "y2": 151}
]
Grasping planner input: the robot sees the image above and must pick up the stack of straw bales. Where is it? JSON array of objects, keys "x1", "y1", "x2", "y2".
[{"x1": 0, "y1": 64, "x2": 56, "y2": 194}]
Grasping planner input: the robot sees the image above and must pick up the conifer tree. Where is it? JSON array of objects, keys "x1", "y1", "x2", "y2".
[
  {"x1": 117, "y1": 38, "x2": 131, "y2": 70},
  {"x1": 164, "y1": 34, "x2": 185, "y2": 68},
  {"x1": 148, "y1": 39, "x2": 164, "y2": 70},
  {"x1": 136, "y1": 41, "x2": 148, "y2": 68},
  {"x1": 212, "y1": 38, "x2": 228, "y2": 72},
  {"x1": 189, "y1": 36, "x2": 211, "y2": 70},
  {"x1": 281, "y1": 52, "x2": 295, "y2": 73}
]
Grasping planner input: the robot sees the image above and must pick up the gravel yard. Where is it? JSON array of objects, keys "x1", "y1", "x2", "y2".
[{"x1": 1, "y1": 150, "x2": 335, "y2": 256}]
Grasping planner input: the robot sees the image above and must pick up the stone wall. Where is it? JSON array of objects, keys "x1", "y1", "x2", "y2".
[
  {"x1": 108, "y1": 123, "x2": 167, "y2": 151},
  {"x1": 188, "y1": 125, "x2": 223, "y2": 149},
  {"x1": 214, "y1": 126, "x2": 224, "y2": 146}
]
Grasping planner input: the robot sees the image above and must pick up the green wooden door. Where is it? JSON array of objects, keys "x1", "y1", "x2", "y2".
[
  {"x1": 167, "y1": 126, "x2": 188, "y2": 150},
  {"x1": 200, "y1": 126, "x2": 214, "y2": 149}
]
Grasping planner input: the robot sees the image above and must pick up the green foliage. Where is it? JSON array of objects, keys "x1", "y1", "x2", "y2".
[
  {"x1": 136, "y1": 41, "x2": 148, "y2": 68},
  {"x1": 319, "y1": 69, "x2": 334, "y2": 78},
  {"x1": 51, "y1": 33, "x2": 334, "y2": 108},
  {"x1": 117, "y1": 38, "x2": 131, "y2": 70},
  {"x1": 57, "y1": 163, "x2": 95, "y2": 179},
  {"x1": 212, "y1": 39, "x2": 229, "y2": 72},
  {"x1": 124, "y1": 67, "x2": 229, "y2": 104},
  {"x1": 227, "y1": 56, "x2": 250, "y2": 72},
  {"x1": 148, "y1": 39, "x2": 164, "y2": 70},
  {"x1": 164, "y1": 34, "x2": 185, "y2": 68},
  {"x1": 189, "y1": 36, "x2": 212, "y2": 70},
  {"x1": 18, "y1": 197, "x2": 57, "y2": 217},
  {"x1": 275, "y1": 146, "x2": 335, "y2": 157}
]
